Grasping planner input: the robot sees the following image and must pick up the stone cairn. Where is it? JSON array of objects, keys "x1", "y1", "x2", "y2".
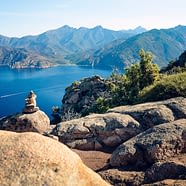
[{"x1": 23, "y1": 90, "x2": 39, "y2": 113}]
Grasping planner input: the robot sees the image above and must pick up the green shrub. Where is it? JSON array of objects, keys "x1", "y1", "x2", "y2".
[{"x1": 137, "y1": 72, "x2": 186, "y2": 102}]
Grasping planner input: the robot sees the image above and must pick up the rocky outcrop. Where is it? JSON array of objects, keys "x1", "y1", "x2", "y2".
[
  {"x1": 0, "y1": 110, "x2": 50, "y2": 134},
  {"x1": 53, "y1": 97, "x2": 186, "y2": 151},
  {"x1": 108, "y1": 97, "x2": 186, "y2": 130},
  {"x1": 0, "y1": 131, "x2": 109, "y2": 186},
  {"x1": 99, "y1": 157, "x2": 186, "y2": 186},
  {"x1": 61, "y1": 75, "x2": 110, "y2": 118},
  {"x1": 51, "y1": 97, "x2": 186, "y2": 185},
  {"x1": 0, "y1": 91, "x2": 50, "y2": 134},
  {"x1": 53, "y1": 112, "x2": 142, "y2": 150},
  {"x1": 110, "y1": 119, "x2": 186, "y2": 168}
]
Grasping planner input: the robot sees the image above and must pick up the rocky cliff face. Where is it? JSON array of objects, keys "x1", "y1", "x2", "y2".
[{"x1": 61, "y1": 75, "x2": 110, "y2": 118}]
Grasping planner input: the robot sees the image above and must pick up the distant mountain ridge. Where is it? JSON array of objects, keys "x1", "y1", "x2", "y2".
[
  {"x1": 0, "y1": 25, "x2": 145, "y2": 67},
  {"x1": 76, "y1": 25, "x2": 186, "y2": 69},
  {"x1": 0, "y1": 46, "x2": 52, "y2": 68},
  {"x1": 1, "y1": 25, "x2": 186, "y2": 70}
]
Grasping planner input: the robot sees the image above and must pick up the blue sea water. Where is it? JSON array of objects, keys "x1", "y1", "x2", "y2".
[{"x1": 0, "y1": 66, "x2": 111, "y2": 119}]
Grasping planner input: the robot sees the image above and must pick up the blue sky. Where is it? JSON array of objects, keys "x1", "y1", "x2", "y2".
[{"x1": 1, "y1": 0, "x2": 186, "y2": 37}]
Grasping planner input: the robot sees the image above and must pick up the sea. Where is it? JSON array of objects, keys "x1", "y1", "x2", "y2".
[{"x1": 0, "y1": 66, "x2": 111, "y2": 119}]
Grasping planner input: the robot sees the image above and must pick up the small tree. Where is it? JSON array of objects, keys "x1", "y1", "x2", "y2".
[
  {"x1": 139, "y1": 49, "x2": 160, "y2": 89},
  {"x1": 123, "y1": 49, "x2": 160, "y2": 103},
  {"x1": 125, "y1": 63, "x2": 141, "y2": 101}
]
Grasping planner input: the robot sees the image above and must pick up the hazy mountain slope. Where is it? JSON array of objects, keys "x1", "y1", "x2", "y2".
[
  {"x1": 161, "y1": 50, "x2": 186, "y2": 72},
  {"x1": 0, "y1": 46, "x2": 52, "y2": 68},
  {"x1": 0, "y1": 25, "x2": 145, "y2": 65},
  {"x1": 77, "y1": 25, "x2": 186, "y2": 69}
]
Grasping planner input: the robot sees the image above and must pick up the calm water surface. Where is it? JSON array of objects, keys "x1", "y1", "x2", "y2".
[{"x1": 0, "y1": 66, "x2": 111, "y2": 119}]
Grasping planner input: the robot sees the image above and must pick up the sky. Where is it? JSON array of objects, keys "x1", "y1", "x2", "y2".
[{"x1": 0, "y1": 0, "x2": 186, "y2": 37}]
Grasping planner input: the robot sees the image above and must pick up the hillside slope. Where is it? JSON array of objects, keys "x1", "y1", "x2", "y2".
[
  {"x1": 0, "y1": 46, "x2": 52, "y2": 68},
  {"x1": 77, "y1": 25, "x2": 186, "y2": 69},
  {"x1": 0, "y1": 25, "x2": 144, "y2": 65}
]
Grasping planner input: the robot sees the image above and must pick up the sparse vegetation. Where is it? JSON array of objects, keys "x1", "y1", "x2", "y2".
[
  {"x1": 91, "y1": 49, "x2": 161, "y2": 112},
  {"x1": 137, "y1": 72, "x2": 186, "y2": 102}
]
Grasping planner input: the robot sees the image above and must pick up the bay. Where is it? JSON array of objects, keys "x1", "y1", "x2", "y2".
[{"x1": 0, "y1": 66, "x2": 111, "y2": 119}]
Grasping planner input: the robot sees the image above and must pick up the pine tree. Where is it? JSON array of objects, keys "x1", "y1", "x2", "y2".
[{"x1": 139, "y1": 49, "x2": 160, "y2": 89}]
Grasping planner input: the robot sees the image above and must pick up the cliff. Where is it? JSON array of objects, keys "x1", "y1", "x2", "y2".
[{"x1": 61, "y1": 75, "x2": 111, "y2": 118}]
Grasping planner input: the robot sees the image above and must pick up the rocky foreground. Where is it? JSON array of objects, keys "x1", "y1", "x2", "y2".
[
  {"x1": 0, "y1": 97, "x2": 186, "y2": 185},
  {"x1": 0, "y1": 131, "x2": 109, "y2": 186},
  {"x1": 53, "y1": 97, "x2": 186, "y2": 185}
]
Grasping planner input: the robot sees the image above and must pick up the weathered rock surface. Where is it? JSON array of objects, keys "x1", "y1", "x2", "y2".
[
  {"x1": 0, "y1": 110, "x2": 50, "y2": 134},
  {"x1": 110, "y1": 119, "x2": 186, "y2": 169},
  {"x1": 98, "y1": 154, "x2": 186, "y2": 185},
  {"x1": 61, "y1": 75, "x2": 110, "y2": 117},
  {"x1": 98, "y1": 157, "x2": 186, "y2": 186},
  {"x1": 0, "y1": 131, "x2": 110, "y2": 186},
  {"x1": 108, "y1": 97, "x2": 186, "y2": 130},
  {"x1": 144, "y1": 160, "x2": 186, "y2": 183},
  {"x1": 53, "y1": 112, "x2": 141, "y2": 150},
  {"x1": 53, "y1": 97, "x2": 186, "y2": 152},
  {"x1": 142, "y1": 179, "x2": 186, "y2": 186},
  {"x1": 53, "y1": 97, "x2": 186, "y2": 185},
  {"x1": 99, "y1": 169, "x2": 145, "y2": 186}
]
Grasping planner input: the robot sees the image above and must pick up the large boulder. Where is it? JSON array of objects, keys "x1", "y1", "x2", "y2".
[
  {"x1": 53, "y1": 97, "x2": 186, "y2": 151},
  {"x1": 0, "y1": 131, "x2": 110, "y2": 186},
  {"x1": 53, "y1": 112, "x2": 141, "y2": 150},
  {"x1": 0, "y1": 110, "x2": 50, "y2": 134},
  {"x1": 108, "y1": 97, "x2": 186, "y2": 130},
  {"x1": 110, "y1": 119, "x2": 186, "y2": 169}
]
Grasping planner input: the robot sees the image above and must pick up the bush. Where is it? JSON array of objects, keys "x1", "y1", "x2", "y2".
[{"x1": 137, "y1": 72, "x2": 186, "y2": 102}]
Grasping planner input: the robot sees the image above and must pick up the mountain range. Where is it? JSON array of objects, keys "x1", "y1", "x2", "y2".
[
  {"x1": 0, "y1": 25, "x2": 145, "y2": 68},
  {"x1": 76, "y1": 25, "x2": 186, "y2": 69},
  {"x1": 0, "y1": 25, "x2": 186, "y2": 69}
]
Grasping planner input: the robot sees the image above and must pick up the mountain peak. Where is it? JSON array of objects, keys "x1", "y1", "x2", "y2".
[
  {"x1": 119, "y1": 26, "x2": 146, "y2": 35},
  {"x1": 134, "y1": 26, "x2": 147, "y2": 32},
  {"x1": 92, "y1": 25, "x2": 103, "y2": 30},
  {"x1": 61, "y1": 25, "x2": 73, "y2": 29}
]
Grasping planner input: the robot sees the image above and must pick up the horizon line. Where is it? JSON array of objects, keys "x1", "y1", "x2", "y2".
[{"x1": 1, "y1": 24, "x2": 184, "y2": 38}]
